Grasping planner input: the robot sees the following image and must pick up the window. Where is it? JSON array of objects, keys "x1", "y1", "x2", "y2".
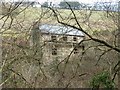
[
  {"x1": 73, "y1": 36, "x2": 77, "y2": 41},
  {"x1": 63, "y1": 36, "x2": 67, "y2": 41},
  {"x1": 81, "y1": 45, "x2": 85, "y2": 50},
  {"x1": 51, "y1": 35, "x2": 57, "y2": 42},
  {"x1": 52, "y1": 46, "x2": 57, "y2": 55},
  {"x1": 74, "y1": 48, "x2": 78, "y2": 54},
  {"x1": 52, "y1": 48, "x2": 57, "y2": 55}
]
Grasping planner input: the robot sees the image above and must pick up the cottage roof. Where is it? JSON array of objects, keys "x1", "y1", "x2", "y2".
[{"x1": 39, "y1": 24, "x2": 84, "y2": 36}]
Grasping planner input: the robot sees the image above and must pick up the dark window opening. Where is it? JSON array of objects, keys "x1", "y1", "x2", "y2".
[
  {"x1": 81, "y1": 45, "x2": 85, "y2": 55},
  {"x1": 52, "y1": 47, "x2": 57, "y2": 55},
  {"x1": 73, "y1": 36, "x2": 77, "y2": 41},
  {"x1": 82, "y1": 45, "x2": 85, "y2": 50},
  {"x1": 74, "y1": 48, "x2": 79, "y2": 54},
  {"x1": 63, "y1": 36, "x2": 67, "y2": 41},
  {"x1": 51, "y1": 35, "x2": 57, "y2": 42}
]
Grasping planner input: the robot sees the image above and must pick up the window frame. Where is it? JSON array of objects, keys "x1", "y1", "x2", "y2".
[
  {"x1": 51, "y1": 35, "x2": 57, "y2": 42},
  {"x1": 63, "y1": 36, "x2": 67, "y2": 41},
  {"x1": 73, "y1": 36, "x2": 77, "y2": 41},
  {"x1": 74, "y1": 48, "x2": 79, "y2": 54},
  {"x1": 52, "y1": 46, "x2": 57, "y2": 55}
]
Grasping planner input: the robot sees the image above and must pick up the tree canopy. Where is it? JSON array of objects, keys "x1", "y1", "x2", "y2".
[
  {"x1": 41, "y1": 2, "x2": 49, "y2": 7},
  {"x1": 59, "y1": 1, "x2": 80, "y2": 9}
]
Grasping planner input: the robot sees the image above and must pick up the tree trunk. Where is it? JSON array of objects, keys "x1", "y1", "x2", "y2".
[{"x1": 117, "y1": 1, "x2": 120, "y2": 89}]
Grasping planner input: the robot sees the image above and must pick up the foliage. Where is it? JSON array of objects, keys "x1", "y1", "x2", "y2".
[
  {"x1": 41, "y1": 2, "x2": 49, "y2": 8},
  {"x1": 90, "y1": 71, "x2": 115, "y2": 89},
  {"x1": 59, "y1": 1, "x2": 80, "y2": 9}
]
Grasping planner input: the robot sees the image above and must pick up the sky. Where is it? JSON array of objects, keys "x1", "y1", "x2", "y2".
[
  {"x1": 4, "y1": 0, "x2": 119, "y2": 4},
  {"x1": 37, "y1": 0, "x2": 118, "y2": 4}
]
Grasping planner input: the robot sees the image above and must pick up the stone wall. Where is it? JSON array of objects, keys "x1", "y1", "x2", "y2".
[{"x1": 32, "y1": 33, "x2": 85, "y2": 65}]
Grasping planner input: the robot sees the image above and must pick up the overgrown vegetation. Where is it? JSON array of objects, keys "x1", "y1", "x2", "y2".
[
  {"x1": 0, "y1": 1, "x2": 120, "y2": 89},
  {"x1": 90, "y1": 71, "x2": 115, "y2": 89}
]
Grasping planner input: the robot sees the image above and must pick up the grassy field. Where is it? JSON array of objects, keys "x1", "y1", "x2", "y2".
[{"x1": 0, "y1": 6, "x2": 118, "y2": 38}]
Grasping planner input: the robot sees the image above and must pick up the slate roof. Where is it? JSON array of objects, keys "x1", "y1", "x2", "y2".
[{"x1": 39, "y1": 24, "x2": 85, "y2": 36}]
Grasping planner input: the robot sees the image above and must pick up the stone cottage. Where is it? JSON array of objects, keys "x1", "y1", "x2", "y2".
[{"x1": 31, "y1": 24, "x2": 85, "y2": 64}]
